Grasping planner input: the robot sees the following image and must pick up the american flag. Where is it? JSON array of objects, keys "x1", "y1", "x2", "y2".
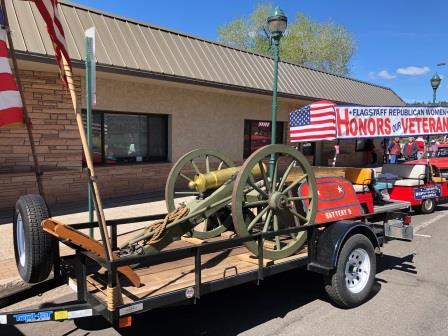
[
  {"x1": 0, "y1": 6, "x2": 23, "y2": 128},
  {"x1": 289, "y1": 100, "x2": 336, "y2": 142},
  {"x1": 32, "y1": 0, "x2": 71, "y2": 87}
]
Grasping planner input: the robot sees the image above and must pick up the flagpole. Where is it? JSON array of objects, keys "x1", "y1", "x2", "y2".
[
  {"x1": 61, "y1": 55, "x2": 113, "y2": 262},
  {"x1": 1, "y1": 0, "x2": 45, "y2": 200}
]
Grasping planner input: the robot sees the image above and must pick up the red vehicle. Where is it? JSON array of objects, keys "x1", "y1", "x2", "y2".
[{"x1": 376, "y1": 158, "x2": 448, "y2": 213}]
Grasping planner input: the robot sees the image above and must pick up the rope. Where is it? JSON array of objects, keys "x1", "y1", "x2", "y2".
[
  {"x1": 142, "y1": 206, "x2": 189, "y2": 245},
  {"x1": 106, "y1": 285, "x2": 123, "y2": 311}
]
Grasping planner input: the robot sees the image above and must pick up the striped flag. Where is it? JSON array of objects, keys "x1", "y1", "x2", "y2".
[
  {"x1": 32, "y1": 0, "x2": 71, "y2": 87},
  {"x1": 289, "y1": 100, "x2": 336, "y2": 142},
  {"x1": 0, "y1": 7, "x2": 23, "y2": 128}
]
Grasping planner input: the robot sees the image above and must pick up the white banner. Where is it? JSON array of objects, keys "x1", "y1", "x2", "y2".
[{"x1": 335, "y1": 106, "x2": 448, "y2": 138}]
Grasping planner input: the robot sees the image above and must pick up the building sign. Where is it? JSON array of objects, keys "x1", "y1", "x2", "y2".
[
  {"x1": 335, "y1": 106, "x2": 448, "y2": 139},
  {"x1": 414, "y1": 185, "x2": 441, "y2": 200}
]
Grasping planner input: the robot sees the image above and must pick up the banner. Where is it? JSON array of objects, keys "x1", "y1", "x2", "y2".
[{"x1": 335, "y1": 106, "x2": 448, "y2": 139}]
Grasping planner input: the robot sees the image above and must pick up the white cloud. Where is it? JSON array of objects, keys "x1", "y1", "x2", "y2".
[
  {"x1": 396, "y1": 66, "x2": 430, "y2": 76},
  {"x1": 377, "y1": 70, "x2": 396, "y2": 80}
]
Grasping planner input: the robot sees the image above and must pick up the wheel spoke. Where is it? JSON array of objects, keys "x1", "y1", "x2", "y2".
[
  {"x1": 258, "y1": 161, "x2": 270, "y2": 191},
  {"x1": 271, "y1": 157, "x2": 279, "y2": 192},
  {"x1": 287, "y1": 195, "x2": 312, "y2": 201},
  {"x1": 247, "y1": 206, "x2": 269, "y2": 231},
  {"x1": 206, "y1": 155, "x2": 210, "y2": 173},
  {"x1": 174, "y1": 191, "x2": 200, "y2": 196},
  {"x1": 262, "y1": 210, "x2": 273, "y2": 232},
  {"x1": 273, "y1": 215, "x2": 281, "y2": 250},
  {"x1": 180, "y1": 173, "x2": 192, "y2": 182},
  {"x1": 217, "y1": 161, "x2": 224, "y2": 170},
  {"x1": 288, "y1": 208, "x2": 308, "y2": 223},
  {"x1": 243, "y1": 200, "x2": 269, "y2": 208},
  {"x1": 278, "y1": 160, "x2": 296, "y2": 192},
  {"x1": 248, "y1": 178, "x2": 268, "y2": 198},
  {"x1": 282, "y1": 174, "x2": 307, "y2": 195},
  {"x1": 191, "y1": 160, "x2": 201, "y2": 175}
]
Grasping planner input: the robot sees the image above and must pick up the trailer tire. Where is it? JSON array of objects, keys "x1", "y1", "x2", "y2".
[
  {"x1": 13, "y1": 194, "x2": 54, "y2": 283},
  {"x1": 324, "y1": 234, "x2": 376, "y2": 308},
  {"x1": 420, "y1": 198, "x2": 435, "y2": 214}
]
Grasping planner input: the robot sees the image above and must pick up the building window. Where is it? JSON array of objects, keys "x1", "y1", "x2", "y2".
[
  {"x1": 298, "y1": 142, "x2": 315, "y2": 156},
  {"x1": 244, "y1": 120, "x2": 284, "y2": 158},
  {"x1": 82, "y1": 111, "x2": 168, "y2": 164}
]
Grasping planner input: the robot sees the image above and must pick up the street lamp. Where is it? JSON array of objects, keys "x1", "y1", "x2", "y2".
[
  {"x1": 267, "y1": 6, "x2": 287, "y2": 174},
  {"x1": 430, "y1": 74, "x2": 442, "y2": 104}
]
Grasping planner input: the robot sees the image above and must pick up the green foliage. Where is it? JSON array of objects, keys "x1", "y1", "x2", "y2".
[{"x1": 217, "y1": 3, "x2": 356, "y2": 76}]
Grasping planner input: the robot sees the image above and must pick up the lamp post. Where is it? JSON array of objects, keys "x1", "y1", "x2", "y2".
[
  {"x1": 267, "y1": 6, "x2": 287, "y2": 175},
  {"x1": 430, "y1": 74, "x2": 441, "y2": 105}
]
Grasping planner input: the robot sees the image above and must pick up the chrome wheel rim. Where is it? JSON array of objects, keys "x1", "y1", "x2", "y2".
[
  {"x1": 16, "y1": 213, "x2": 26, "y2": 267},
  {"x1": 423, "y1": 199, "x2": 433, "y2": 211},
  {"x1": 344, "y1": 248, "x2": 370, "y2": 294}
]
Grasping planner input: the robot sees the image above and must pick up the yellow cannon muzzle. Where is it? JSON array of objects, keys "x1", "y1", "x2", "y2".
[{"x1": 188, "y1": 164, "x2": 266, "y2": 193}]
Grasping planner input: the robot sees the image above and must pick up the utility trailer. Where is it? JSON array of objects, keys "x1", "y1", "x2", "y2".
[{"x1": 0, "y1": 145, "x2": 413, "y2": 328}]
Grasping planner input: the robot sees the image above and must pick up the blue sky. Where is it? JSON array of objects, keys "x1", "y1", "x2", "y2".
[{"x1": 75, "y1": 0, "x2": 448, "y2": 104}]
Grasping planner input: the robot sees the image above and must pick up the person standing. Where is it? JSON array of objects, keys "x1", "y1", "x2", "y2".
[
  {"x1": 403, "y1": 137, "x2": 418, "y2": 161},
  {"x1": 388, "y1": 137, "x2": 402, "y2": 164},
  {"x1": 415, "y1": 136, "x2": 425, "y2": 159},
  {"x1": 429, "y1": 140, "x2": 438, "y2": 157}
]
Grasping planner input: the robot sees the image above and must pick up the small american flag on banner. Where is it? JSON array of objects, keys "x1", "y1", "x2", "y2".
[
  {"x1": 0, "y1": 7, "x2": 23, "y2": 128},
  {"x1": 289, "y1": 100, "x2": 336, "y2": 142},
  {"x1": 32, "y1": 0, "x2": 71, "y2": 88}
]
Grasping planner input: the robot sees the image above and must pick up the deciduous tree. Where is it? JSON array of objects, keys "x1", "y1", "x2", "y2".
[{"x1": 218, "y1": 3, "x2": 356, "y2": 76}]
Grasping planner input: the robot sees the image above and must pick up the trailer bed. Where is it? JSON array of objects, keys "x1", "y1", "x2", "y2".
[{"x1": 82, "y1": 240, "x2": 308, "y2": 305}]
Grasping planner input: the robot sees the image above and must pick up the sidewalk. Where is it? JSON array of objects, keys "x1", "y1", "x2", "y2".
[{"x1": 0, "y1": 192, "x2": 173, "y2": 295}]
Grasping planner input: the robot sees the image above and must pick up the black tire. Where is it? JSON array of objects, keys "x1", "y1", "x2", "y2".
[
  {"x1": 420, "y1": 198, "x2": 435, "y2": 214},
  {"x1": 13, "y1": 194, "x2": 54, "y2": 283},
  {"x1": 324, "y1": 234, "x2": 376, "y2": 308}
]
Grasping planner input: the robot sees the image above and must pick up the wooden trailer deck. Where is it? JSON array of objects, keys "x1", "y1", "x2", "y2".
[{"x1": 82, "y1": 236, "x2": 308, "y2": 305}]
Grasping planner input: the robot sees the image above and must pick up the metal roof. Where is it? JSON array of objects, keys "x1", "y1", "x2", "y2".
[{"x1": 5, "y1": 0, "x2": 405, "y2": 106}]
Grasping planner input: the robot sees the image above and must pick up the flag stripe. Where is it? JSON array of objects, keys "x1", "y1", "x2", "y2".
[
  {"x1": 0, "y1": 107, "x2": 24, "y2": 128},
  {"x1": 0, "y1": 90, "x2": 23, "y2": 110},
  {"x1": 0, "y1": 10, "x2": 24, "y2": 128},
  {"x1": 291, "y1": 124, "x2": 336, "y2": 132},
  {"x1": 0, "y1": 58, "x2": 12, "y2": 74},
  {"x1": 0, "y1": 73, "x2": 20, "y2": 91},
  {"x1": 291, "y1": 134, "x2": 336, "y2": 141},
  {"x1": 32, "y1": 0, "x2": 71, "y2": 87}
]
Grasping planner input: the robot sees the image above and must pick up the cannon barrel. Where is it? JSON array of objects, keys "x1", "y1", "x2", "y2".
[{"x1": 188, "y1": 164, "x2": 265, "y2": 193}]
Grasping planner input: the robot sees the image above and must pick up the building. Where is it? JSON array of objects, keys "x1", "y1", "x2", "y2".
[{"x1": 0, "y1": 0, "x2": 405, "y2": 210}]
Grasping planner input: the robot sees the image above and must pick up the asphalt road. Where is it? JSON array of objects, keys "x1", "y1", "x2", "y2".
[{"x1": 2, "y1": 206, "x2": 448, "y2": 336}]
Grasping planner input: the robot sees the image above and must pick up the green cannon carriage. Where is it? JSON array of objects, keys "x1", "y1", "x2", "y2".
[{"x1": 122, "y1": 144, "x2": 317, "y2": 260}]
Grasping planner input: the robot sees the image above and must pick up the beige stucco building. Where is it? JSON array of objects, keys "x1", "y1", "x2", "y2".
[{"x1": 0, "y1": 0, "x2": 405, "y2": 210}]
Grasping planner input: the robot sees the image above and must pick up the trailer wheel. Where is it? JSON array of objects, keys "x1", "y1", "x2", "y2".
[
  {"x1": 324, "y1": 234, "x2": 376, "y2": 308},
  {"x1": 13, "y1": 194, "x2": 54, "y2": 283},
  {"x1": 420, "y1": 198, "x2": 435, "y2": 214}
]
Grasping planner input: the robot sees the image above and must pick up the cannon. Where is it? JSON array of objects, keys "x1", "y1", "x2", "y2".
[
  {"x1": 32, "y1": 143, "x2": 317, "y2": 290},
  {"x1": 121, "y1": 144, "x2": 318, "y2": 260}
]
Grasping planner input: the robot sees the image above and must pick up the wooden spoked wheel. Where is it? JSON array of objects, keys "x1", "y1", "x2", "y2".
[
  {"x1": 165, "y1": 148, "x2": 235, "y2": 239},
  {"x1": 231, "y1": 145, "x2": 317, "y2": 260}
]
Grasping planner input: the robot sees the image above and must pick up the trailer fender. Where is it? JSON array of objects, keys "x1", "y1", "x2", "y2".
[{"x1": 307, "y1": 220, "x2": 380, "y2": 275}]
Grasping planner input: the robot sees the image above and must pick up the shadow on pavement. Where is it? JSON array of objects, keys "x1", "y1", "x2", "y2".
[
  {"x1": 0, "y1": 326, "x2": 25, "y2": 335},
  {"x1": 107, "y1": 268, "x2": 328, "y2": 336},
  {"x1": 377, "y1": 253, "x2": 417, "y2": 275}
]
